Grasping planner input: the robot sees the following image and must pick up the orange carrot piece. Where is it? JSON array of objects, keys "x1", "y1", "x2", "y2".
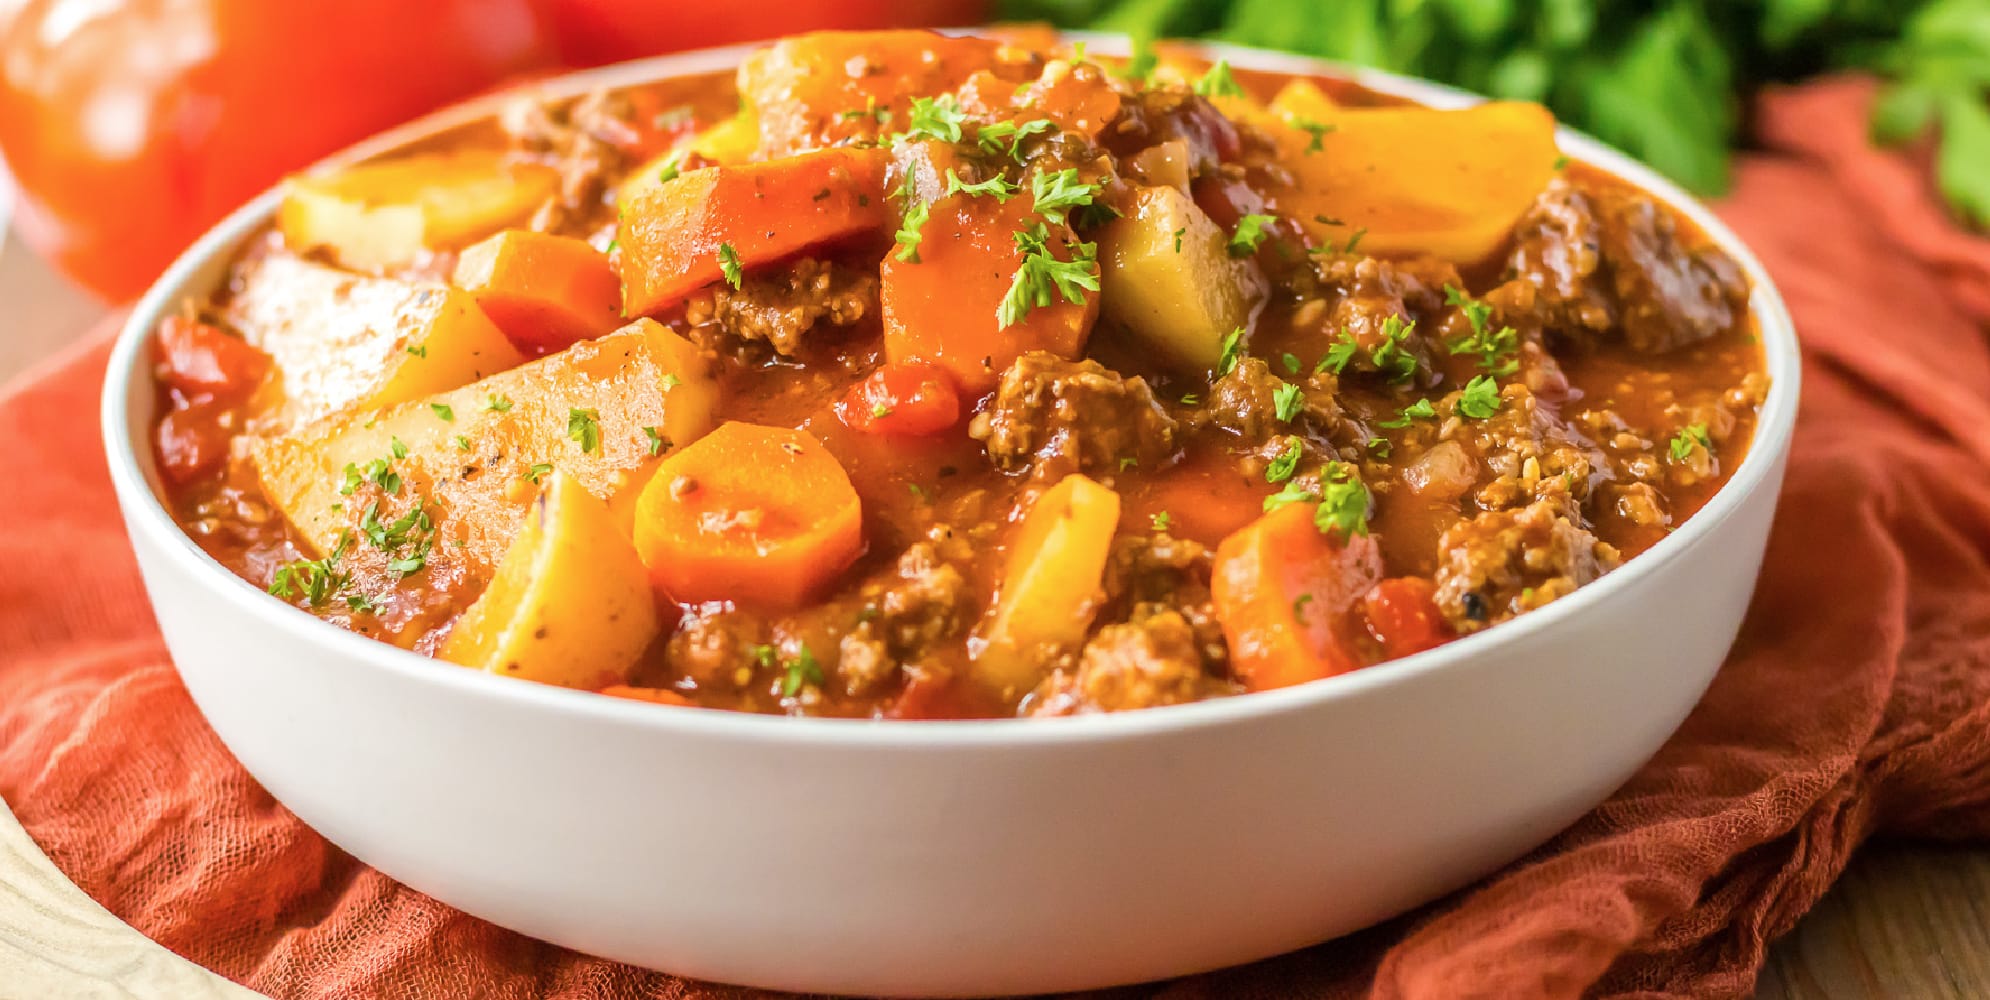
[
  {"x1": 598, "y1": 685, "x2": 694, "y2": 707},
  {"x1": 632, "y1": 421, "x2": 864, "y2": 609},
  {"x1": 453, "y1": 229, "x2": 622, "y2": 352},
  {"x1": 882, "y1": 190, "x2": 1096, "y2": 394},
  {"x1": 617, "y1": 147, "x2": 890, "y2": 317},
  {"x1": 1210, "y1": 503, "x2": 1384, "y2": 691}
]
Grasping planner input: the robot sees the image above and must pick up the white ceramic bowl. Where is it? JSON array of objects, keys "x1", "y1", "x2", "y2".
[{"x1": 101, "y1": 37, "x2": 1800, "y2": 997}]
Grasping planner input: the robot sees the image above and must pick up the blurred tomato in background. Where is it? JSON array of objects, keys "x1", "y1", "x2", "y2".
[{"x1": 0, "y1": 0, "x2": 985, "y2": 304}]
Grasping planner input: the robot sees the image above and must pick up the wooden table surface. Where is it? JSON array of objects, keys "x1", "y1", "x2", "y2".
[{"x1": 1, "y1": 224, "x2": 1986, "y2": 1000}]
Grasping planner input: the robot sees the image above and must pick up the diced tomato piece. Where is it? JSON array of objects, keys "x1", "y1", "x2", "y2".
[
  {"x1": 835, "y1": 362, "x2": 962, "y2": 436},
  {"x1": 1362, "y1": 577, "x2": 1454, "y2": 659},
  {"x1": 152, "y1": 315, "x2": 269, "y2": 399},
  {"x1": 154, "y1": 400, "x2": 236, "y2": 485}
]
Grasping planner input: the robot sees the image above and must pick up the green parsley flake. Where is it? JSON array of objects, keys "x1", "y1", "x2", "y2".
[
  {"x1": 1319, "y1": 331, "x2": 1360, "y2": 375},
  {"x1": 643, "y1": 426, "x2": 666, "y2": 456},
  {"x1": 486, "y1": 394, "x2": 513, "y2": 413},
  {"x1": 1029, "y1": 168, "x2": 1099, "y2": 227},
  {"x1": 526, "y1": 463, "x2": 553, "y2": 484},
  {"x1": 663, "y1": 374, "x2": 682, "y2": 389},
  {"x1": 1313, "y1": 462, "x2": 1371, "y2": 539},
  {"x1": 976, "y1": 119, "x2": 1054, "y2": 161},
  {"x1": 1117, "y1": 45, "x2": 1158, "y2": 84},
  {"x1": 657, "y1": 151, "x2": 685, "y2": 185},
  {"x1": 1263, "y1": 479, "x2": 1320, "y2": 513},
  {"x1": 1443, "y1": 285, "x2": 1520, "y2": 375},
  {"x1": 781, "y1": 645, "x2": 824, "y2": 697},
  {"x1": 1272, "y1": 381, "x2": 1305, "y2": 422},
  {"x1": 1281, "y1": 352, "x2": 1301, "y2": 375},
  {"x1": 1456, "y1": 375, "x2": 1504, "y2": 419},
  {"x1": 1266, "y1": 437, "x2": 1303, "y2": 483},
  {"x1": 998, "y1": 223, "x2": 1099, "y2": 328},
  {"x1": 1227, "y1": 213, "x2": 1277, "y2": 257},
  {"x1": 1150, "y1": 510, "x2": 1172, "y2": 531},
  {"x1": 1172, "y1": 226, "x2": 1186, "y2": 253},
  {"x1": 1371, "y1": 316, "x2": 1419, "y2": 382},
  {"x1": 894, "y1": 200, "x2": 930, "y2": 263},
  {"x1": 1293, "y1": 116, "x2": 1336, "y2": 153},
  {"x1": 945, "y1": 169, "x2": 1019, "y2": 203},
  {"x1": 1669, "y1": 423, "x2": 1713, "y2": 462},
  {"x1": 567, "y1": 408, "x2": 601, "y2": 453},
  {"x1": 267, "y1": 532, "x2": 352, "y2": 608},
  {"x1": 894, "y1": 95, "x2": 966, "y2": 145},
  {"x1": 406, "y1": 343, "x2": 428, "y2": 359},
  {"x1": 430, "y1": 403, "x2": 453, "y2": 421},
  {"x1": 718, "y1": 243, "x2": 743, "y2": 290},
  {"x1": 389, "y1": 436, "x2": 409, "y2": 460},
  {"x1": 1194, "y1": 59, "x2": 1245, "y2": 98},
  {"x1": 1343, "y1": 227, "x2": 1368, "y2": 254},
  {"x1": 1378, "y1": 398, "x2": 1437, "y2": 429},
  {"x1": 1215, "y1": 327, "x2": 1246, "y2": 378},
  {"x1": 870, "y1": 403, "x2": 894, "y2": 419},
  {"x1": 453, "y1": 435, "x2": 471, "y2": 452}
]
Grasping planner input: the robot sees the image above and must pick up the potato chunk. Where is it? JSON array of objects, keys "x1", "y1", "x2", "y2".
[
  {"x1": 225, "y1": 254, "x2": 527, "y2": 433},
  {"x1": 1270, "y1": 102, "x2": 1562, "y2": 263},
  {"x1": 738, "y1": 31, "x2": 1003, "y2": 155},
  {"x1": 974, "y1": 473, "x2": 1121, "y2": 697},
  {"x1": 278, "y1": 149, "x2": 559, "y2": 272},
  {"x1": 255, "y1": 319, "x2": 718, "y2": 574},
  {"x1": 1096, "y1": 185, "x2": 1266, "y2": 372},
  {"x1": 439, "y1": 471, "x2": 660, "y2": 689}
]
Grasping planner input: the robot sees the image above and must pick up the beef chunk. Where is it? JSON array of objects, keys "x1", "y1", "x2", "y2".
[
  {"x1": 1432, "y1": 498, "x2": 1621, "y2": 634},
  {"x1": 681, "y1": 257, "x2": 878, "y2": 357},
  {"x1": 1027, "y1": 609, "x2": 1233, "y2": 716},
  {"x1": 1197, "y1": 357, "x2": 1359, "y2": 475},
  {"x1": 502, "y1": 90, "x2": 638, "y2": 237},
  {"x1": 973, "y1": 352, "x2": 1179, "y2": 478},
  {"x1": 1507, "y1": 178, "x2": 1749, "y2": 354},
  {"x1": 1100, "y1": 532, "x2": 1229, "y2": 673},
  {"x1": 836, "y1": 542, "x2": 968, "y2": 696},
  {"x1": 1291, "y1": 255, "x2": 1457, "y2": 384},
  {"x1": 1441, "y1": 382, "x2": 1608, "y2": 511}
]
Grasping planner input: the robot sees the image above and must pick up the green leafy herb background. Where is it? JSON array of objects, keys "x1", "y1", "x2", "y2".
[{"x1": 999, "y1": 0, "x2": 1990, "y2": 227}]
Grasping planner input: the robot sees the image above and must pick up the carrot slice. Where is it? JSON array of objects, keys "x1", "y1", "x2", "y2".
[
  {"x1": 617, "y1": 147, "x2": 890, "y2": 317},
  {"x1": 453, "y1": 229, "x2": 623, "y2": 352},
  {"x1": 882, "y1": 189, "x2": 1096, "y2": 394},
  {"x1": 1210, "y1": 503, "x2": 1384, "y2": 691},
  {"x1": 632, "y1": 421, "x2": 864, "y2": 609}
]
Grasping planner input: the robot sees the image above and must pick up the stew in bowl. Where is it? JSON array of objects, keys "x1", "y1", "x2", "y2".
[{"x1": 148, "y1": 28, "x2": 1767, "y2": 721}]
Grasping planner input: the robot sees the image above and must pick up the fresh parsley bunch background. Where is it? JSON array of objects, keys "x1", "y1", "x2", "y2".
[{"x1": 999, "y1": 0, "x2": 1990, "y2": 228}]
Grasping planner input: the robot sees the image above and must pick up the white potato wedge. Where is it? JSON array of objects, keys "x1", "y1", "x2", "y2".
[
  {"x1": 439, "y1": 471, "x2": 660, "y2": 689},
  {"x1": 278, "y1": 149, "x2": 559, "y2": 272},
  {"x1": 1097, "y1": 185, "x2": 1266, "y2": 372},
  {"x1": 255, "y1": 319, "x2": 718, "y2": 573},
  {"x1": 225, "y1": 253, "x2": 527, "y2": 433},
  {"x1": 974, "y1": 473, "x2": 1121, "y2": 697}
]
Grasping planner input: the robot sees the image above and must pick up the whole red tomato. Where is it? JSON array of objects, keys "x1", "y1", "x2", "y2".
[
  {"x1": 0, "y1": 0, "x2": 553, "y2": 301},
  {"x1": 539, "y1": 0, "x2": 986, "y2": 67}
]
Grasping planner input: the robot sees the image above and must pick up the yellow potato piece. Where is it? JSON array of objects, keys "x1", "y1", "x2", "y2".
[
  {"x1": 1268, "y1": 78, "x2": 1338, "y2": 125},
  {"x1": 1271, "y1": 101, "x2": 1562, "y2": 263},
  {"x1": 255, "y1": 319, "x2": 718, "y2": 574},
  {"x1": 1097, "y1": 185, "x2": 1266, "y2": 373},
  {"x1": 224, "y1": 254, "x2": 527, "y2": 433},
  {"x1": 616, "y1": 110, "x2": 759, "y2": 209},
  {"x1": 279, "y1": 149, "x2": 559, "y2": 272},
  {"x1": 439, "y1": 471, "x2": 660, "y2": 689},
  {"x1": 975, "y1": 474, "x2": 1121, "y2": 697}
]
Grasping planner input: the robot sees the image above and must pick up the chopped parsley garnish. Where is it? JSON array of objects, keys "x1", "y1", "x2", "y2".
[
  {"x1": 1281, "y1": 352, "x2": 1301, "y2": 374},
  {"x1": 1272, "y1": 381, "x2": 1305, "y2": 422},
  {"x1": 1370, "y1": 316, "x2": 1420, "y2": 382},
  {"x1": 1029, "y1": 168, "x2": 1099, "y2": 227},
  {"x1": 1193, "y1": 59, "x2": 1245, "y2": 98},
  {"x1": 1343, "y1": 227, "x2": 1368, "y2": 254},
  {"x1": 1292, "y1": 116, "x2": 1335, "y2": 153},
  {"x1": 1263, "y1": 479, "x2": 1319, "y2": 513},
  {"x1": 1553, "y1": 154, "x2": 1571, "y2": 171},
  {"x1": 1456, "y1": 374, "x2": 1504, "y2": 419},
  {"x1": 1179, "y1": 393, "x2": 1201, "y2": 406},
  {"x1": 944, "y1": 169, "x2": 1019, "y2": 202},
  {"x1": 908, "y1": 482, "x2": 927, "y2": 501},
  {"x1": 406, "y1": 343, "x2": 427, "y2": 359},
  {"x1": 1266, "y1": 437, "x2": 1303, "y2": 483},
  {"x1": 567, "y1": 408, "x2": 601, "y2": 453},
  {"x1": 341, "y1": 458, "x2": 401, "y2": 496},
  {"x1": 430, "y1": 403, "x2": 453, "y2": 421},
  {"x1": 894, "y1": 199, "x2": 930, "y2": 263},
  {"x1": 1172, "y1": 226, "x2": 1186, "y2": 253},
  {"x1": 657, "y1": 151, "x2": 685, "y2": 185},
  {"x1": 1378, "y1": 398, "x2": 1437, "y2": 429},
  {"x1": 358, "y1": 501, "x2": 435, "y2": 579},
  {"x1": 997, "y1": 223, "x2": 1099, "y2": 328},
  {"x1": 345, "y1": 592, "x2": 378, "y2": 614},
  {"x1": 1215, "y1": 327, "x2": 1246, "y2": 378},
  {"x1": 838, "y1": 98, "x2": 890, "y2": 125},
  {"x1": 1443, "y1": 285, "x2": 1520, "y2": 375},
  {"x1": 485, "y1": 393, "x2": 513, "y2": 413},
  {"x1": 717, "y1": 242, "x2": 743, "y2": 290},
  {"x1": 1367, "y1": 436, "x2": 1392, "y2": 458},
  {"x1": 453, "y1": 435, "x2": 472, "y2": 452},
  {"x1": 1669, "y1": 423, "x2": 1712, "y2": 461},
  {"x1": 663, "y1": 374, "x2": 682, "y2": 388},
  {"x1": 1150, "y1": 510, "x2": 1172, "y2": 531},
  {"x1": 642, "y1": 426, "x2": 666, "y2": 456},
  {"x1": 781, "y1": 645, "x2": 824, "y2": 697},
  {"x1": 267, "y1": 532, "x2": 351, "y2": 608},
  {"x1": 870, "y1": 403, "x2": 894, "y2": 419},
  {"x1": 526, "y1": 462, "x2": 553, "y2": 484},
  {"x1": 1319, "y1": 331, "x2": 1360, "y2": 375},
  {"x1": 894, "y1": 95, "x2": 966, "y2": 145},
  {"x1": 1313, "y1": 462, "x2": 1371, "y2": 539},
  {"x1": 1227, "y1": 213, "x2": 1277, "y2": 257},
  {"x1": 1117, "y1": 45, "x2": 1158, "y2": 84},
  {"x1": 389, "y1": 436, "x2": 409, "y2": 460},
  {"x1": 976, "y1": 118, "x2": 1054, "y2": 161}
]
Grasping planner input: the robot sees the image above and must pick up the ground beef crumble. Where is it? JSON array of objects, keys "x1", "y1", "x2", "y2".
[
  {"x1": 973, "y1": 352, "x2": 1179, "y2": 479},
  {"x1": 683, "y1": 257, "x2": 878, "y2": 356},
  {"x1": 1431, "y1": 496, "x2": 1622, "y2": 634}
]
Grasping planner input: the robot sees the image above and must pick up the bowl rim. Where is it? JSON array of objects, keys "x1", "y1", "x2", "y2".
[{"x1": 100, "y1": 31, "x2": 1802, "y2": 747}]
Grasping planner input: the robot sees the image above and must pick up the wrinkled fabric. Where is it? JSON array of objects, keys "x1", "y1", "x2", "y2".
[{"x1": 3, "y1": 75, "x2": 1988, "y2": 1000}]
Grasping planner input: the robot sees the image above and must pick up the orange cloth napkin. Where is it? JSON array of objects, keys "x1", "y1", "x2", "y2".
[{"x1": 5, "y1": 76, "x2": 1990, "y2": 1000}]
